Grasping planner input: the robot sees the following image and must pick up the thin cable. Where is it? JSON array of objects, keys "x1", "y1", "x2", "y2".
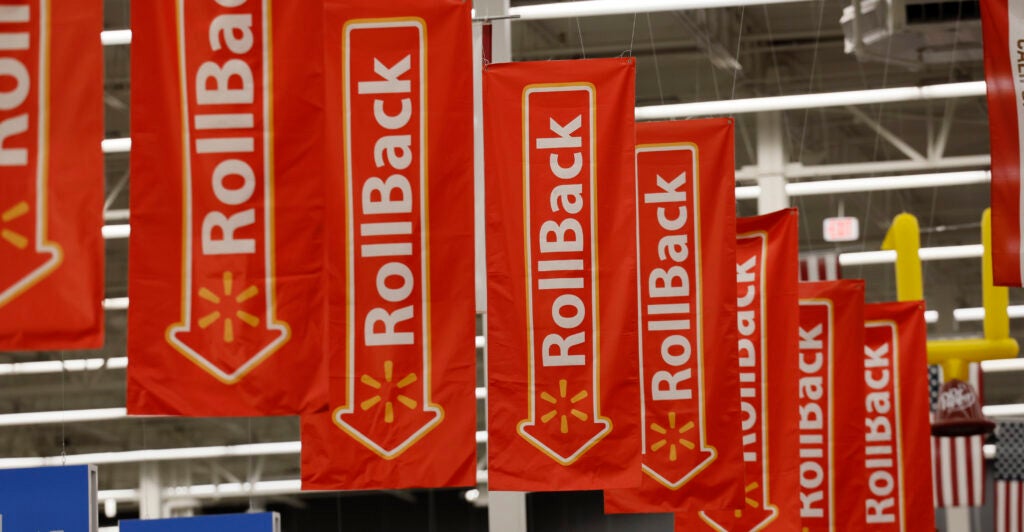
[
  {"x1": 626, "y1": 13, "x2": 638, "y2": 56},
  {"x1": 575, "y1": 17, "x2": 586, "y2": 59},
  {"x1": 794, "y1": 0, "x2": 827, "y2": 246},
  {"x1": 729, "y1": 8, "x2": 746, "y2": 101},
  {"x1": 646, "y1": 13, "x2": 666, "y2": 105}
]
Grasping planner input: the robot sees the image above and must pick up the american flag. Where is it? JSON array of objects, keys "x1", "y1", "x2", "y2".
[
  {"x1": 798, "y1": 252, "x2": 841, "y2": 281},
  {"x1": 996, "y1": 421, "x2": 1024, "y2": 532},
  {"x1": 930, "y1": 363, "x2": 987, "y2": 507}
]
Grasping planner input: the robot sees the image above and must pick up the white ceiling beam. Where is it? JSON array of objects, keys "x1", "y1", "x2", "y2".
[
  {"x1": 635, "y1": 81, "x2": 986, "y2": 119},
  {"x1": 735, "y1": 155, "x2": 991, "y2": 181},
  {"x1": 508, "y1": 0, "x2": 811, "y2": 20}
]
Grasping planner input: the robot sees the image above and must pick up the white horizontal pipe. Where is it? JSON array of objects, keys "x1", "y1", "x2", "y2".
[
  {"x1": 786, "y1": 170, "x2": 989, "y2": 197},
  {"x1": 838, "y1": 244, "x2": 982, "y2": 266},
  {"x1": 984, "y1": 404, "x2": 1024, "y2": 418},
  {"x1": 0, "y1": 356, "x2": 126, "y2": 376},
  {"x1": 0, "y1": 433, "x2": 491, "y2": 469},
  {"x1": 635, "y1": 81, "x2": 986, "y2": 119},
  {"x1": 103, "y1": 209, "x2": 130, "y2": 222},
  {"x1": 925, "y1": 310, "x2": 939, "y2": 324},
  {"x1": 102, "y1": 224, "x2": 130, "y2": 239},
  {"x1": 101, "y1": 137, "x2": 131, "y2": 154},
  {"x1": 0, "y1": 408, "x2": 127, "y2": 427},
  {"x1": 103, "y1": 297, "x2": 129, "y2": 310},
  {"x1": 100, "y1": 29, "x2": 131, "y2": 46},
  {"x1": 981, "y1": 358, "x2": 1024, "y2": 373},
  {"x1": 735, "y1": 155, "x2": 992, "y2": 181},
  {"x1": 99, "y1": 470, "x2": 490, "y2": 504},
  {"x1": 508, "y1": 0, "x2": 809, "y2": 20},
  {"x1": 954, "y1": 305, "x2": 1024, "y2": 322}
]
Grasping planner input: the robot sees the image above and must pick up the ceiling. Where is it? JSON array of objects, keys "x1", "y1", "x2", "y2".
[{"x1": 1, "y1": 0, "x2": 1019, "y2": 523}]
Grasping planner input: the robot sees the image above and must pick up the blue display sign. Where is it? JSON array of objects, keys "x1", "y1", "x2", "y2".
[
  {"x1": 0, "y1": 465, "x2": 98, "y2": 532},
  {"x1": 121, "y1": 512, "x2": 280, "y2": 532}
]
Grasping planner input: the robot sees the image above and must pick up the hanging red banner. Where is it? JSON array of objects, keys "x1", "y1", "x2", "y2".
[
  {"x1": 981, "y1": 0, "x2": 1024, "y2": 286},
  {"x1": 484, "y1": 58, "x2": 640, "y2": 491},
  {"x1": 795, "y1": 280, "x2": 866, "y2": 531},
  {"x1": 605, "y1": 119, "x2": 741, "y2": 511},
  {"x1": 862, "y1": 301, "x2": 935, "y2": 531},
  {"x1": 301, "y1": 0, "x2": 477, "y2": 490},
  {"x1": 0, "y1": 0, "x2": 104, "y2": 350},
  {"x1": 127, "y1": 0, "x2": 327, "y2": 415},
  {"x1": 675, "y1": 208, "x2": 802, "y2": 530}
]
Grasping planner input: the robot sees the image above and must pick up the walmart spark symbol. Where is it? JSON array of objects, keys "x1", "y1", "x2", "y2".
[
  {"x1": 733, "y1": 481, "x2": 762, "y2": 518},
  {"x1": 650, "y1": 412, "x2": 696, "y2": 462},
  {"x1": 359, "y1": 360, "x2": 419, "y2": 424},
  {"x1": 539, "y1": 379, "x2": 590, "y2": 434},
  {"x1": 1, "y1": 201, "x2": 29, "y2": 250},
  {"x1": 196, "y1": 271, "x2": 261, "y2": 343}
]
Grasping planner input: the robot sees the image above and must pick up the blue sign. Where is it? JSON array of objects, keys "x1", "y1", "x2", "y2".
[
  {"x1": 0, "y1": 465, "x2": 97, "y2": 532},
  {"x1": 121, "y1": 512, "x2": 279, "y2": 532}
]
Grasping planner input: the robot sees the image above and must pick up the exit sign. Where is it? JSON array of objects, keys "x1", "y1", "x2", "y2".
[{"x1": 823, "y1": 216, "x2": 859, "y2": 242}]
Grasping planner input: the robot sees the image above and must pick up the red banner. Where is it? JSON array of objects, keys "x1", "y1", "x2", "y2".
[
  {"x1": 605, "y1": 119, "x2": 741, "y2": 511},
  {"x1": 301, "y1": 0, "x2": 477, "y2": 489},
  {"x1": 981, "y1": 0, "x2": 1024, "y2": 286},
  {"x1": 676, "y1": 209, "x2": 802, "y2": 530},
  {"x1": 796, "y1": 280, "x2": 866, "y2": 531},
  {"x1": 128, "y1": 0, "x2": 327, "y2": 415},
  {"x1": 862, "y1": 302, "x2": 935, "y2": 531},
  {"x1": 484, "y1": 58, "x2": 640, "y2": 491},
  {"x1": 0, "y1": 0, "x2": 104, "y2": 350}
]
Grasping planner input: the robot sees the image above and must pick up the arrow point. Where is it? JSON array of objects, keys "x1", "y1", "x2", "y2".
[
  {"x1": 518, "y1": 417, "x2": 611, "y2": 465},
  {"x1": 334, "y1": 404, "x2": 443, "y2": 460},
  {"x1": 642, "y1": 447, "x2": 716, "y2": 490},
  {"x1": 699, "y1": 505, "x2": 778, "y2": 532},
  {"x1": 166, "y1": 322, "x2": 290, "y2": 384},
  {"x1": 0, "y1": 244, "x2": 61, "y2": 307}
]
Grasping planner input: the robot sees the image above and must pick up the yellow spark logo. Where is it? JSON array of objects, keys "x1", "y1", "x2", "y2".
[
  {"x1": 540, "y1": 379, "x2": 589, "y2": 434},
  {"x1": 359, "y1": 360, "x2": 419, "y2": 423},
  {"x1": 196, "y1": 271, "x2": 261, "y2": 343},
  {"x1": 1, "y1": 201, "x2": 30, "y2": 250},
  {"x1": 732, "y1": 481, "x2": 762, "y2": 518},
  {"x1": 650, "y1": 412, "x2": 695, "y2": 462}
]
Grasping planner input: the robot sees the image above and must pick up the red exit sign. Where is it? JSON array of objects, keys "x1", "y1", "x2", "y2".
[{"x1": 822, "y1": 216, "x2": 859, "y2": 242}]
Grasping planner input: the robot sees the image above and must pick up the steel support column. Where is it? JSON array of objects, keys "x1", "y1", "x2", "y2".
[{"x1": 756, "y1": 112, "x2": 788, "y2": 214}]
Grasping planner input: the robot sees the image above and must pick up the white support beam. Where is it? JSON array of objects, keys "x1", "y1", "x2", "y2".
[
  {"x1": 635, "y1": 81, "x2": 986, "y2": 120},
  {"x1": 508, "y1": 0, "x2": 811, "y2": 20},
  {"x1": 736, "y1": 155, "x2": 991, "y2": 181},
  {"x1": 846, "y1": 106, "x2": 925, "y2": 162},
  {"x1": 736, "y1": 170, "x2": 990, "y2": 199}
]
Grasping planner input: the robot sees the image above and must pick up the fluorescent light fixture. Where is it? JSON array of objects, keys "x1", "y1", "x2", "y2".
[
  {"x1": 0, "y1": 356, "x2": 126, "y2": 376},
  {"x1": 509, "y1": 0, "x2": 810, "y2": 20},
  {"x1": 635, "y1": 81, "x2": 986, "y2": 119},
  {"x1": 981, "y1": 358, "x2": 1024, "y2": 373},
  {"x1": 954, "y1": 305, "x2": 1024, "y2": 322},
  {"x1": 924, "y1": 310, "x2": 939, "y2": 324},
  {"x1": 838, "y1": 245, "x2": 982, "y2": 267},
  {"x1": 101, "y1": 30, "x2": 131, "y2": 46},
  {"x1": 102, "y1": 224, "x2": 130, "y2": 239},
  {"x1": 101, "y1": 137, "x2": 131, "y2": 154},
  {"x1": 0, "y1": 408, "x2": 126, "y2": 427}
]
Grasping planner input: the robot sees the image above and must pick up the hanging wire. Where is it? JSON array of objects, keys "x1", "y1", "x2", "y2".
[
  {"x1": 793, "y1": 0, "x2": 828, "y2": 247},
  {"x1": 575, "y1": 17, "x2": 586, "y2": 59},
  {"x1": 646, "y1": 13, "x2": 666, "y2": 105},
  {"x1": 624, "y1": 12, "x2": 638, "y2": 57},
  {"x1": 729, "y1": 7, "x2": 746, "y2": 101}
]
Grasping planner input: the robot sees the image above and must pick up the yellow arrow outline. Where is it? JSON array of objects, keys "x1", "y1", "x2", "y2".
[
  {"x1": 0, "y1": 1, "x2": 63, "y2": 308},
  {"x1": 165, "y1": 0, "x2": 290, "y2": 385},
  {"x1": 332, "y1": 17, "x2": 443, "y2": 460}
]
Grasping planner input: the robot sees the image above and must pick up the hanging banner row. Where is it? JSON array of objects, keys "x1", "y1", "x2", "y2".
[{"x1": 1, "y1": 0, "x2": 939, "y2": 526}]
